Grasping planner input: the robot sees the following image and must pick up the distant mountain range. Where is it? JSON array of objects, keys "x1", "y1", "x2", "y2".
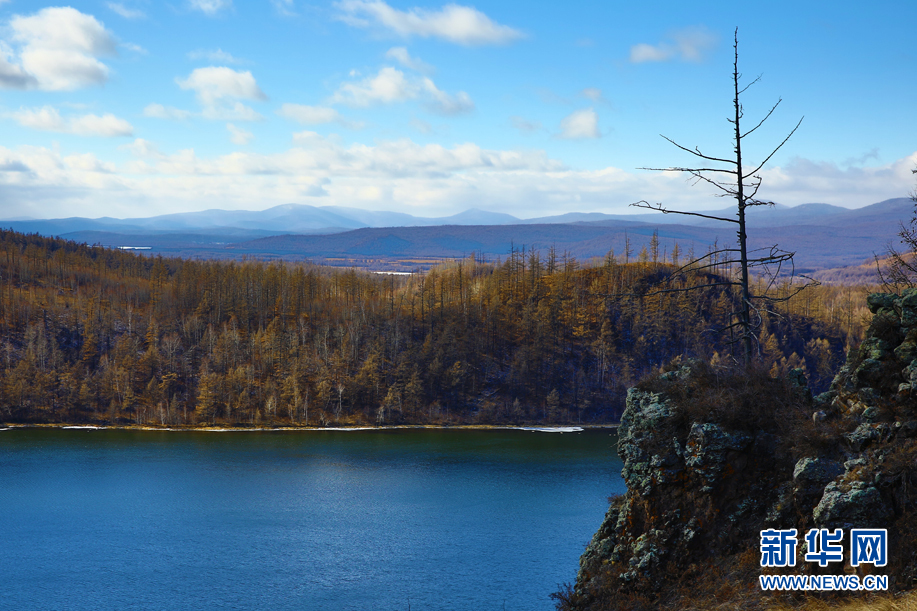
[
  {"x1": 2, "y1": 205, "x2": 524, "y2": 236},
  {"x1": 3, "y1": 198, "x2": 910, "y2": 277}
]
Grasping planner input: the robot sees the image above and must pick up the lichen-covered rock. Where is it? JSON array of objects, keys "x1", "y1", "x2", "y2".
[
  {"x1": 866, "y1": 292, "x2": 896, "y2": 313},
  {"x1": 862, "y1": 405, "x2": 881, "y2": 422},
  {"x1": 685, "y1": 423, "x2": 752, "y2": 492},
  {"x1": 859, "y1": 337, "x2": 892, "y2": 361},
  {"x1": 813, "y1": 480, "x2": 893, "y2": 529},
  {"x1": 577, "y1": 502, "x2": 620, "y2": 589},
  {"x1": 793, "y1": 457, "x2": 844, "y2": 511},
  {"x1": 858, "y1": 386, "x2": 881, "y2": 406},
  {"x1": 854, "y1": 358, "x2": 885, "y2": 386},
  {"x1": 616, "y1": 379, "x2": 696, "y2": 498},
  {"x1": 845, "y1": 422, "x2": 891, "y2": 451},
  {"x1": 894, "y1": 339, "x2": 917, "y2": 362}
]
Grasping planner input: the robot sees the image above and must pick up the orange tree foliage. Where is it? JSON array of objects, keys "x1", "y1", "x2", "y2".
[{"x1": 0, "y1": 230, "x2": 851, "y2": 426}]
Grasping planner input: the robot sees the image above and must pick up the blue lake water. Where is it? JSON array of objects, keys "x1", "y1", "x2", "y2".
[{"x1": 0, "y1": 427, "x2": 623, "y2": 611}]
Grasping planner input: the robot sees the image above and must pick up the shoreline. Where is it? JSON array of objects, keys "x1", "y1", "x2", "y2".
[{"x1": 0, "y1": 422, "x2": 619, "y2": 433}]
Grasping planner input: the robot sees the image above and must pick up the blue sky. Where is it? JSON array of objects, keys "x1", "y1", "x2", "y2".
[{"x1": 0, "y1": 0, "x2": 915, "y2": 220}]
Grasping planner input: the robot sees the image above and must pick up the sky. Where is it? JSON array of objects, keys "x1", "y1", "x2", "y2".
[{"x1": 0, "y1": 0, "x2": 915, "y2": 220}]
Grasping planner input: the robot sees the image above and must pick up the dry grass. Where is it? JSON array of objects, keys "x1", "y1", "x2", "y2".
[
  {"x1": 635, "y1": 359, "x2": 836, "y2": 457},
  {"x1": 765, "y1": 590, "x2": 917, "y2": 611}
]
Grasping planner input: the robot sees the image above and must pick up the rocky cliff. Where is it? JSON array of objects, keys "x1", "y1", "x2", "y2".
[{"x1": 560, "y1": 291, "x2": 917, "y2": 610}]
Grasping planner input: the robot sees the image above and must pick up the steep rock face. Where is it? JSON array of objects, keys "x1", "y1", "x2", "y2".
[
  {"x1": 809, "y1": 290, "x2": 917, "y2": 535},
  {"x1": 575, "y1": 364, "x2": 800, "y2": 600},
  {"x1": 567, "y1": 291, "x2": 917, "y2": 610}
]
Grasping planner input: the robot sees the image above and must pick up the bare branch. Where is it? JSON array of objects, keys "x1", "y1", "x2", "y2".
[
  {"x1": 737, "y1": 74, "x2": 762, "y2": 96},
  {"x1": 743, "y1": 116, "x2": 804, "y2": 179},
  {"x1": 658, "y1": 135, "x2": 736, "y2": 165},
  {"x1": 630, "y1": 200, "x2": 738, "y2": 224},
  {"x1": 640, "y1": 165, "x2": 736, "y2": 175},
  {"x1": 741, "y1": 98, "x2": 781, "y2": 138},
  {"x1": 685, "y1": 171, "x2": 739, "y2": 196},
  {"x1": 756, "y1": 279, "x2": 819, "y2": 302},
  {"x1": 745, "y1": 176, "x2": 763, "y2": 200},
  {"x1": 664, "y1": 249, "x2": 744, "y2": 277}
]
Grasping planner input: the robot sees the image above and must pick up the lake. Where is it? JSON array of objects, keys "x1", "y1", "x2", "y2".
[{"x1": 0, "y1": 427, "x2": 623, "y2": 611}]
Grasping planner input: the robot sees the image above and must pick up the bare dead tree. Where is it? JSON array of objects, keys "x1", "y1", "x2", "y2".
[{"x1": 632, "y1": 28, "x2": 810, "y2": 367}]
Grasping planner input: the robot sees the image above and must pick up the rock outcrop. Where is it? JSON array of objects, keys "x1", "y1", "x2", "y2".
[{"x1": 564, "y1": 291, "x2": 917, "y2": 610}]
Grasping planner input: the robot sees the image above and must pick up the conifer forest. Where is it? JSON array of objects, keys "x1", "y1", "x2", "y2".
[{"x1": 0, "y1": 230, "x2": 867, "y2": 427}]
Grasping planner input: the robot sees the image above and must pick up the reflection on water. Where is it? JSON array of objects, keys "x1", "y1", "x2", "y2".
[{"x1": 0, "y1": 428, "x2": 623, "y2": 611}]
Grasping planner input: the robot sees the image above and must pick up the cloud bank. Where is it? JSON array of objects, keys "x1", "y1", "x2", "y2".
[{"x1": 2, "y1": 134, "x2": 911, "y2": 220}]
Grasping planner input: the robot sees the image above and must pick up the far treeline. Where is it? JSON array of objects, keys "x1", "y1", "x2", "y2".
[{"x1": 0, "y1": 229, "x2": 870, "y2": 427}]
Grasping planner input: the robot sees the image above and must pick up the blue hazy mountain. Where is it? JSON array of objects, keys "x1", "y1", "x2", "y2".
[
  {"x1": 1, "y1": 198, "x2": 909, "y2": 275},
  {"x1": 1, "y1": 204, "x2": 524, "y2": 236}
]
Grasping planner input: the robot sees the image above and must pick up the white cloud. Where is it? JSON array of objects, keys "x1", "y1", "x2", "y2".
[
  {"x1": 630, "y1": 26, "x2": 717, "y2": 64},
  {"x1": 421, "y1": 78, "x2": 473, "y2": 115},
  {"x1": 227, "y1": 124, "x2": 253, "y2": 145},
  {"x1": 11, "y1": 106, "x2": 133, "y2": 137},
  {"x1": 177, "y1": 67, "x2": 266, "y2": 106},
  {"x1": 4, "y1": 7, "x2": 117, "y2": 91},
  {"x1": 335, "y1": 1, "x2": 523, "y2": 46},
  {"x1": 188, "y1": 48, "x2": 245, "y2": 64},
  {"x1": 559, "y1": 108, "x2": 599, "y2": 139},
  {"x1": 157, "y1": 106, "x2": 246, "y2": 123},
  {"x1": 189, "y1": 0, "x2": 232, "y2": 16},
  {"x1": 202, "y1": 102, "x2": 263, "y2": 121},
  {"x1": 11, "y1": 8, "x2": 116, "y2": 56},
  {"x1": 758, "y1": 153, "x2": 917, "y2": 206},
  {"x1": 65, "y1": 153, "x2": 116, "y2": 173},
  {"x1": 175, "y1": 67, "x2": 266, "y2": 120},
  {"x1": 120, "y1": 138, "x2": 162, "y2": 158},
  {"x1": 276, "y1": 103, "x2": 363, "y2": 129},
  {"x1": 671, "y1": 27, "x2": 717, "y2": 62},
  {"x1": 278, "y1": 104, "x2": 338, "y2": 124},
  {"x1": 580, "y1": 87, "x2": 604, "y2": 102},
  {"x1": 107, "y1": 3, "x2": 146, "y2": 19},
  {"x1": 629, "y1": 43, "x2": 671, "y2": 64},
  {"x1": 144, "y1": 103, "x2": 193, "y2": 120},
  {"x1": 330, "y1": 66, "x2": 472, "y2": 114},
  {"x1": 12, "y1": 106, "x2": 67, "y2": 131},
  {"x1": 70, "y1": 113, "x2": 134, "y2": 137},
  {"x1": 330, "y1": 66, "x2": 413, "y2": 107},
  {"x1": 385, "y1": 46, "x2": 434, "y2": 74},
  {"x1": 0, "y1": 54, "x2": 37, "y2": 89}
]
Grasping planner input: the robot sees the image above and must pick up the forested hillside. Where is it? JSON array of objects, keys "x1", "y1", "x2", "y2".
[{"x1": 0, "y1": 230, "x2": 865, "y2": 427}]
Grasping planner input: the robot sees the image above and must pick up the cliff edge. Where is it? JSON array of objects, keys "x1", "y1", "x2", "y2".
[{"x1": 559, "y1": 291, "x2": 917, "y2": 610}]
